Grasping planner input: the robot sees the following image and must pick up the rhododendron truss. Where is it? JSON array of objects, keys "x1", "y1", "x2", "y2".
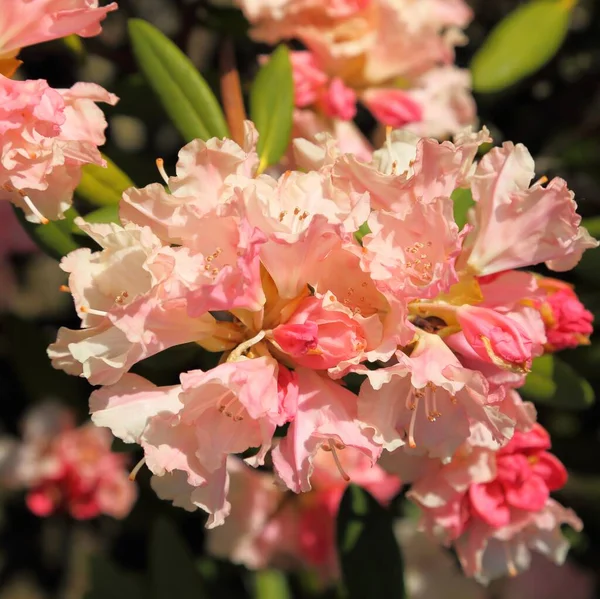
[
  {"x1": 0, "y1": 76, "x2": 118, "y2": 223},
  {"x1": 237, "y1": 0, "x2": 476, "y2": 151},
  {"x1": 49, "y1": 118, "x2": 595, "y2": 582}
]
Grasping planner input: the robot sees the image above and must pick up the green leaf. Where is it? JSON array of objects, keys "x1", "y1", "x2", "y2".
[
  {"x1": 451, "y1": 188, "x2": 475, "y2": 229},
  {"x1": 581, "y1": 216, "x2": 600, "y2": 240},
  {"x1": 150, "y1": 517, "x2": 207, "y2": 599},
  {"x1": 84, "y1": 556, "x2": 145, "y2": 599},
  {"x1": 521, "y1": 354, "x2": 595, "y2": 410},
  {"x1": 128, "y1": 19, "x2": 229, "y2": 143},
  {"x1": 76, "y1": 155, "x2": 134, "y2": 207},
  {"x1": 337, "y1": 485, "x2": 405, "y2": 599},
  {"x1": 13, "y1": 205, "x2": 80, "y2": 261},
  {"x1": 254, "y1": 570, "x2": 291, "y2": 599},
  {"x1": 73, "y1": 205, "x2": 121, "y2": 235},
  {"x1": 250, "y1": 45, "x2": 294, "y2": 172},
  {"x1": 471, "y1": 0, "x2": 575, "y2": 93}
]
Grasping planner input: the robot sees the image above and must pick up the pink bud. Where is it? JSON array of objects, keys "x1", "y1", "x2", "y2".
[
  {"x1": 322, "y1": 77, "x2": 357, "y2": 121},
  {"x1": 290, "y1": 51, "x2": 328, "y2": 108},
  {"x1": 273, "y1": 322, "x2": 319, "y2": 356},
  {"x1": 361, "y1": 88, "x2": 423, "y2": 128},
  {"x1": 456, "y1": 305, "x2": 533, "y2": 373}
]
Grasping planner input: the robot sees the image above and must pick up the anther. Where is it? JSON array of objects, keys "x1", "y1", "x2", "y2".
[
  {"x1": 80, "y1": 306, "x2": 108, "y2": 317},
  {"x1": 156, "y1": 158, "x2": 169, "y2": 185},
  {"x1": 59, "y1": 285, "x2": 71, "y2": 293}
]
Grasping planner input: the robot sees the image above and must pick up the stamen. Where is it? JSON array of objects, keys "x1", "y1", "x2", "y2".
[
  {"x1": 59, "y1": 285, "x2": 71, "y2": 293},
  {"x1": 156, "y1": 158, "x2": 169, "y2": 185},
  {"x1": 128, "y1": 457, "x2": 146, "y2": 481},
  {"x1": 80, "y1": 306, "x2": 108, "y2": 317},
  {"x1": 407, "y1": 390, "x2": 421, "y2": 448},
  {"x1": 21, "y1": 194, "x2": 48, "y2": 224},
  {"x1": 226, "y1": 330, "x2": 266, "y2": 362},
  {"x1": 328, "y1": 439, "x2": 350, "y2": 482}
]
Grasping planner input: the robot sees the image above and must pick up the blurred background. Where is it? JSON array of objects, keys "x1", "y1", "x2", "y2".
[{"x1": 1, "y1": 0, "x2": 600, "y2": 597}]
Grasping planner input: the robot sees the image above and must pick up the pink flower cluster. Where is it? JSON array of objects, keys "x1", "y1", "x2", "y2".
[
  {"x1": 0, "y1": 1, "x2": 118, "y2": 224},
  {"x1": 48, "y1": 121, "x2": 596, "y2": 580},
  {"x1": 0, "y1": 402, "x2": 136, "y2": 520},
  {"x1": 0, "y1": 76, "x2": 118, "y2": 222},
  {"x1": 237, "y1": 0, "x2": 476, "y2": 141}
]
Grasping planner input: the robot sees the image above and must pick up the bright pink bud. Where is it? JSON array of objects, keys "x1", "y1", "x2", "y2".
[
  {"x1": 322, "y1": 77, "x2": 357, "y2": 121},
  {"x1": 361, "y1": 88, "x2": 423, "y2": 128},
  {"x1": 273, "y1": 322, "x2": 319, "y2": 356},
  {"x1": 541, "y1": 287, "x2": 593, "y2": 351},
  {"x1": 456, "y1": 305, "x2": 533, "y2": 373},
  {"x1": 290, "y1": 51, "x2": 328, "y2": 108}
]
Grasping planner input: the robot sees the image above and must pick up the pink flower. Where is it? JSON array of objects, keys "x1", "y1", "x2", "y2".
[
  {"x1": 272, "y1": 368, "x2": 381, "y2": 493},
  {"x1": 0, "y1": 1, "x2": 117, "y2": 65},
  {"x1": 535, "y1": 278, "x2": 594, "y2": 351},
  {"x1": 358, "y1": 332, "x2": 513, "y2": 460},
  {"x1": 462, "y1": 143, "x2": 598, "y2": 276},
  {"x1": 290, "y1": 51, "x2": 328, "y2": 108},
  {"x1": 361, "y1": 88, "x2": 423, "y2": 128},
  {"x1": 322, "y1": 78, "x2": 357, "y2": 121},
  {"x1": 0, "y1": 76, "x2": 118, "y2": 222},
  {"x1": 408, "y1": 426, "x2": 581, "y2": 583},
  {"x1": 0, "y1": 402, "x2": 136, "y2": 520}
]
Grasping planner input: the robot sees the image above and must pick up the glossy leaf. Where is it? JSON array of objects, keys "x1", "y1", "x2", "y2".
[
  {"x1": 128, "y1": 18, "x2": 229, "y2": 143},
  {"x1": 13, "y1": 205, "x2": 80, "y2": 261},
  {"x1": 451, "y1": 187, "x2": 475, "y2": 229},
  {"x1": 471, "y1": 0, "x2": 575, "y2": 93},
  {"x1": 76, "y1": 155, "x2": 134, "y2": 207},
  {"x1": 250, "y1": 45, "x2": 294, "y2": 172},
  {"x1": 150, "y1": 518, "x2": 207, "y2": 599},
  {"x1": 337, "y1": 485, "x2": 405, "y2": 599},
  {"x1": 521, "y1": 354, "x2": 595, "y2": 410},
  {"x1": 73, "y1": 205, "x2": 121, "y2": 234}
]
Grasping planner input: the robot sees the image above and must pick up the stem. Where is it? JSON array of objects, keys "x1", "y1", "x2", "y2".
[{"x1": 219, "y1": 37, "x2": 247, "y2": 145}]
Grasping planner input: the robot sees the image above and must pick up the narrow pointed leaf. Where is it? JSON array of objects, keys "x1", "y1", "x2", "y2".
[
  {"x1": 471, "y1": 0, "x2": 575, "y2": 93},
  {"x1": 337, "y1": 485, "x2": 405, "y2": 599},
  {"x1": 128, "y1": 18, "x2": 229, "y2": 143},
  {"x1": 76, "y1": 154, "x2": 135, "y2": 207},
  {"x1": 521, "y1": 354, "x2": 595, "y2": 410},
  {"x1": 250, "y1": 45, "x2": 294, "y2": 171},
  {"x1": 13, "y1": 205, "x2": 80, "y2": 260},
  {"x1": 150, "y1": 518, "x2": 207, "y2": 599}
]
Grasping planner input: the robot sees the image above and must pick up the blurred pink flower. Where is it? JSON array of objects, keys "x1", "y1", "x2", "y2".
[
  {"x1": 0, "y1": 402, "x2": 136, "y2": 520},
  {"x1": 0, "y1": 0, "x2": 117, "y2": 75}
]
